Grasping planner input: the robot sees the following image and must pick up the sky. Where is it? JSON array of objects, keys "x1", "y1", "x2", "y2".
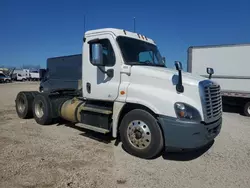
[{"x1": 0, "y1": 0, "x2": 250, "y2": 71}]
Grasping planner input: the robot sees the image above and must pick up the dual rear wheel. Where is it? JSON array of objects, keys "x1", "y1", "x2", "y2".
[{"x1": 15, "y1": 92, "x2": 56, "y2": 125}]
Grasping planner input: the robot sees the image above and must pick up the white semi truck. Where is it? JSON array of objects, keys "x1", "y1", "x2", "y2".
[
  {"x1": 187, "y1": 43, "x2": 250, "y2": 116},
  {"x1": 15, "y1": 28, "x2": 222, "y2": 159}
]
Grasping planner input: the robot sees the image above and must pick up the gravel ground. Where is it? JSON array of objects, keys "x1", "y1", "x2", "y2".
[{"x1": 0, "y1": 82, "x2": 250, "y2": 188}]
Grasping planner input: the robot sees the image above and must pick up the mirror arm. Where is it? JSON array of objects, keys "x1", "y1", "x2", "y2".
[
  {"x1": 208, "y1": 74, "x2": 212, "y2": 79},
  {"x1": 176, "y1": 70, "x2": 184, "y2": 93},
  {"x1": 174, "y1": 61, "x2": 184, "y2": 93},
  {"x1": 97, "y1": 66, "x2": 106, "y2": 74},
  {"x1": 97, "y1": 66, "x2": 113, "y2": 77}
]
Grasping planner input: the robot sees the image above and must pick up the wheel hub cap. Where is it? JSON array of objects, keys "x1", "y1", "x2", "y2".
[
  {"x1": 127, "y1": 120, "x2": 151, "y2": 149},
  {"x1": 35, "y1": 101, "x2": 44, "y2": 118},
  {"x1": 18, "y1": 98, "x2": 25, "y2": 113}
]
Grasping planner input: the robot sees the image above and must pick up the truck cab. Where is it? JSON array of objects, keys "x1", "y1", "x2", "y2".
[{"x1": 15, "y1": 28, "x2": 222, "y2": 159}]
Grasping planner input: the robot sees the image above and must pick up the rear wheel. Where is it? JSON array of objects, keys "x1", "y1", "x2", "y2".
[
  {"x1": 119, "y1": 109, "x2": 164, "y2": 159},
  {"x1": 15, "y1": 91, "x2": 37, "y2": 119},
  {"x1": 243, "y1": 102, "x2": 250, "y2": 117},
  {"x1": 32, "y1": 94, "x2": 53, "y2": 125}
]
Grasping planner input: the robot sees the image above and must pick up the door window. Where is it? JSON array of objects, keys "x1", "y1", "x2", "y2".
[{"x1": 90, "y1": 39, "x2": 116, "y2": 67}]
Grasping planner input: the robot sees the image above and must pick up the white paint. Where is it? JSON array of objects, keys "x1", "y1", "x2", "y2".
[
  {"x1": 126, "y1": 66, "x2": 204, "y2": 119},
  {"x1": 81, "y1": 28, "x2": 214, "y2": 137},
  {"x1": 112, "y1": 102, "x2": 125, "y2": 137},
  {"x1": 82, "y1": 32, "x2": 121, "y2": 101}
]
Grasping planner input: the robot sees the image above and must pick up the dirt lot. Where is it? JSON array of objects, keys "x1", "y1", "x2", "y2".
[{"x1": 0, "y1": 82, "x2": 250, "y2": 188}]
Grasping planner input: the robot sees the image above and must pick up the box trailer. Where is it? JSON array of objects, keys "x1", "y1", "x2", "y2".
[{"x1": 187, "y1": 43, "x2": 250, "y2": 116}]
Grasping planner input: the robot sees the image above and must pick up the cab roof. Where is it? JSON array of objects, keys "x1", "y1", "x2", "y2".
[{"x1": 85, "y1": 28, "x2": 156, "y2": 45}]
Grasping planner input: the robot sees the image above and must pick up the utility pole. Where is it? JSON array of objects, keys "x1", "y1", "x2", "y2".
[{"x1": 133, "y1": 17, "x2": 136, "y2": 32}]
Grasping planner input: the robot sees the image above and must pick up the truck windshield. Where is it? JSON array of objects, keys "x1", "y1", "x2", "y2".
[{"x1": 117, "y1": 36, "x2": 165, "y2": 67}]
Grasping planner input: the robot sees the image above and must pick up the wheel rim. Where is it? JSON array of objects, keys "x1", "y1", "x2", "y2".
[
  {"x1": 127, "y1": 120, "x2": 151, "y2": 150},
  {"x1": 17, "y1": 97, "x2": 25, "y2": 113},
  {"x1": 35, "y1": 101, "x2": 44, "y2": 118},
  {"x1": 247, "y1": 106, "x2": 250, "y2": 115}
]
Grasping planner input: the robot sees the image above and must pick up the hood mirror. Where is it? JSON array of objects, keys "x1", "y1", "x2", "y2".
[
  {"x1": 175, "y1": 61, "x2": 183, "y2": 71},
  {"x1": 174, "y1": 61, "x2": 184, "y2": 93},
  {"x1": 162, "y1": 57, "x2": 166, "y2": 64},
  {"x1": 207, "y1": 67, "x2": 214, "y2": 79}
]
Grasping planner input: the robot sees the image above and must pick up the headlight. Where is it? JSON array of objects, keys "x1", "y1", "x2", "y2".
[{"x1": 174, "y1": 102, "x2": 201, "y2": 121}]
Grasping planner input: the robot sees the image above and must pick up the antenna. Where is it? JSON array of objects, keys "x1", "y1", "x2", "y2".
[
  {"x1": 133, "y1": 17, "x2": 136, "y2": 32},
  {"x1": 84, "y1": 14, "x2": 86, "y2": 34}
]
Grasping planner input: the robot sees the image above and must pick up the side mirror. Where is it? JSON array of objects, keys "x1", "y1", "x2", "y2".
[
  {"x1": 207, "y1": 67, "x2": 214, "y2": 79},
  {"x1": 106, "y1": 69, "x2": 114, "y2": 78},
  {"x1": 175, "y1": 61, "x2": 183, "y2": 71},
  {"x1": 162, "y1": 57, "x2": 166, "y2": 64},
  {"x1": 91, "y1": 43, "x2": 104, "y2": 66}
]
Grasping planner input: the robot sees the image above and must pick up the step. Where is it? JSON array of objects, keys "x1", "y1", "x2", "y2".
[{"x1": 76, "y1": 123, "x2": 110, "y2": 134}]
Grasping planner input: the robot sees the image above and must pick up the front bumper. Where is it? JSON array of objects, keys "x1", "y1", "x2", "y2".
[{"x1": 158, "y1": 116, "x2": 222, "y2": 150}]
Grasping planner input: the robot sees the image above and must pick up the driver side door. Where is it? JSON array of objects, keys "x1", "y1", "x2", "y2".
[{"x1": 83, "y1": 34, "x2": 121, "y2": 101}]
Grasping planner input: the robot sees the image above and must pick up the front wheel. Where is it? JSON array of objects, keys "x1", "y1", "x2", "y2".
[{"x1": 119, "y1": 109, "x2": 164, "y2": 159}]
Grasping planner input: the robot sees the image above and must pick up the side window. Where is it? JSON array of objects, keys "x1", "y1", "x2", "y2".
[{"x1": 90, "y1": 39, "x2": 115, "y2": 67}]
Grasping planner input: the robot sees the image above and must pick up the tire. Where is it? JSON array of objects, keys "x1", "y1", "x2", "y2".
[
  {"x1": 243, "y1": 102, "x2": 250, "y2": 117},
  {"x1": 119, "y1": 109, "x2": 164, "y2": 159},
  {"x1": 15, "y1": 91, "x2": 36, "y2": 119},
  {"x1": 32, "y1": 94, "x2": 53, "y2": 125}
]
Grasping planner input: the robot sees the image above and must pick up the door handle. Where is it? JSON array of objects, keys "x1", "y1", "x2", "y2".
[{"x1": 86, "y1": 82, "x2": 91, "y2": 93}]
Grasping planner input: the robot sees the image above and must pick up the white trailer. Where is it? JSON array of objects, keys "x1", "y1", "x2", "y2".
[{"x1": 187, "y1": 43, "x2": 250, "y2": 116}]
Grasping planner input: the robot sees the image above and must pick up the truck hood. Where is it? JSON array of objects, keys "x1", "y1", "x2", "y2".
[
  {"x1": 126, "y1": 65, "x2": 207, "y2": 119},
  {"x1": 130, "y1": 66, "x2": 204, "y2": 86}
]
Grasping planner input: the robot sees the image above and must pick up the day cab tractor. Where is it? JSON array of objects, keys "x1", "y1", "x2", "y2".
[{"x1": 15, "y1": 28, "x2": 222, "y2": 159}]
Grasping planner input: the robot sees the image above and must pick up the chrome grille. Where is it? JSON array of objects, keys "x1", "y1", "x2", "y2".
[{"x1": 199, "y1": 80, "x2": 222, "y2": 123}]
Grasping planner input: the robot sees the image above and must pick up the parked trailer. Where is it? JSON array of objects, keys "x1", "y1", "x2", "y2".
[
  {"x1": 15, "y1": 28, "x2": 222, "y2": 159},
  {"x1": 187, "y1": 43, "x2": 250, "y2": 116},
  {"x1": 39, "y1": 54, "x2": 82, "y2": 93}
]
